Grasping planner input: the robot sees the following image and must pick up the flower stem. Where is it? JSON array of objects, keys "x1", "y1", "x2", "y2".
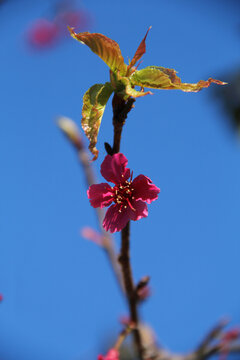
[
  {"x1": 119, "y1": 222, "x2": 145, "y2": 359},
  {"x1": 112, "y1": 93, "x2": 135, "y2": 154},
  {"x1": 111, "y1": 94, "x2": 144, "y2": 358}
]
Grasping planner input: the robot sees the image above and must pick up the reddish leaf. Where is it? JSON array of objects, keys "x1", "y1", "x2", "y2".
[
  {"x1": 69, "y1": 28, "x2": 127, "y2": 75},
  {"x1": 127, "y1": 27, "x2": 151, "y2": 73}
]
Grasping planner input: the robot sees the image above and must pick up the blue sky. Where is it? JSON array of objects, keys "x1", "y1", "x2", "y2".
[{"x1": 0, "y1": 1, "x2": 240, "y2": 359}]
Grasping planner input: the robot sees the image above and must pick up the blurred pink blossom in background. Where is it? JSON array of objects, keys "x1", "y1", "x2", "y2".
[{"x1": 26, "y1": 1, "x2": 92, "y2": 50}]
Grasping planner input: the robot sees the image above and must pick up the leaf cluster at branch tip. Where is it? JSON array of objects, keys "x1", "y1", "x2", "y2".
[{"x1": 69, "y1": 26, "x2": 226, "y2": 159}]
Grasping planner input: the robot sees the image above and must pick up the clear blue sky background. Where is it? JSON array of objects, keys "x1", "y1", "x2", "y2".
[{"x1": 1, "y1": 0, "x2": 240, "y2": 359}]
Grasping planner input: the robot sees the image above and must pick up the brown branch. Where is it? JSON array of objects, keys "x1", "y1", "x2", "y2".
[
  {"x1": 57, "y1": 116, "x2": 124, "y2": 293},
  {"x1": 109, "y1": 95, "x2": 145, "y2": 358},
  {"x1": 119, "y1": 222, "x2": 145, "y2": 359},
  {"x1": 112, "y1": 93, "x2": 135, "y2": 154}
]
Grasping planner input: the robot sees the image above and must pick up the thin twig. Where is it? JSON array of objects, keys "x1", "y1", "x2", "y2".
[
  {"x1": 195, "y1": 318, "x2": 229, "y2": 355},
  {"x1": 114, "y1": 322, "x2": 135, "y2": 351},
  {"x1": 57, "y1": 116, "x2": 124, "y2": 292},
  {"x1": 144, "y1": 320, "x2": 240, "y2": 360}
]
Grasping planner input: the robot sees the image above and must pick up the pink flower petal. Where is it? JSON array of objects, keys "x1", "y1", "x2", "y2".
[
  {"x1": 101, "y1": 153, "x2": 130, "y2": 184},
  {"x1": 103, "y1": 200, "x2": 148, "y2": 233},
  {"x1": 103, "y1": 204, "x2": 130, "y2": 233},
  {"x1": 87, "y1": 183, "x2": 113, "y2": 208},
  {"x1": 129, "y1": 199, "x2": 148, "y2": 220},
  {"x1": 132, "y1": 175, "x2": 160, "y2": 204}
]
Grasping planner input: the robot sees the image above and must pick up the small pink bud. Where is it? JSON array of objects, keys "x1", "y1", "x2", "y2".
[
  {"x1": 222, "y1": 327, "x2": 240, "y2": 342},
  {"x1": 137, "y1": 285, "x2": 151, "y2": 301},
  {"x1": 98, "y1": 349, "x2": 119, "y2": 360},
  {"x1": 0, "y1": 294, "x2": 3, "y2": 302},
  {"x1": 58, "y1": 116, "x2": 83, "y2": 150},
  {"x1": 81, "y1": 227, "x2": 103, "y2": 246},
  {"x1": 119, "y1": 315, "x2": 130, "y2": 326}
]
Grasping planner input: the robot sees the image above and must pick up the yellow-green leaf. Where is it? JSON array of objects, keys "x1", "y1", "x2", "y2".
[
  {"x1": 110, "y1": 71, "x2": 151, "y2": 99},
  {"x1": 82, "y1": 83, "x2": 113, "y2": 160},
  {"x1": 117, "y1": 77, "x2": 152, "y2": 99},
  {"x1": 130, "y1": 66, "x2": 227, "y2": 92},
  {"x1": 69, "y1": 28, "x2": 127, "y2": 75}
]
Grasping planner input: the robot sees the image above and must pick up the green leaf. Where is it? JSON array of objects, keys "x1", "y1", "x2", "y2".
[
  {"x1": 82, "y1": 83, "x2": 113, "y2": 160},
  {"x1": 117, "y1": 77, "x2": 152, "y2": 99},
  {"x1": 69, "y1": 28, "x2": 127, "y2": 75},
  {"x1": 130, "y1": 66, "x2": 227, "y2": 92}
]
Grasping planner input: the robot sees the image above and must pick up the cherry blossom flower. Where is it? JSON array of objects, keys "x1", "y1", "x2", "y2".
[
  {"x1": 98, "y1": 349, "x2": 119, "y2": 360},
  {"x1": 27, "y1": 19, "x2": 59, "y2": 48},
  {"x1": 0, "y1": 294, "x2": 3, "y2": 302},
  {"x1": 26, "y1": 8, "x2": 91, "y2": 50},
  {"x1": 87, "y1": 153, "x2": 160, "y2": 233}
]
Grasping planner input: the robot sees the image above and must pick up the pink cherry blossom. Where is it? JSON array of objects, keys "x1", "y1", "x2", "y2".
[
  {"x1": 98, "y1": 349, "x2": 119, "y2": 360},
  {"x1": 87, "y1": 153, "x2": 160, "y2": 233},
  {"x1": 27, "y1": 19, "x2": 59, "y2": 48}
]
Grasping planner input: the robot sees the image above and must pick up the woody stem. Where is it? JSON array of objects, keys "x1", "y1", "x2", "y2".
[
  {"x1": 110, "y1": 93, "x2": 144, "y2": 359},
  {"x1": 112, "y1": 93, "x2": 135, "y2": 154},
  {"x1": 119, "y1": 222, "x2": 145, "y2": 359}
]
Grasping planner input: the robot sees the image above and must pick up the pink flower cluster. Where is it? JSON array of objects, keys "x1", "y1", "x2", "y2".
[
  {"x1": 88, "y1": 153, "x2": 160, "y2": 233},
  {"x1": 98, "y1": 349, "x2": 119, "y2": 360},
  {"x1": 26, "y1": 9, "x2": 90, "y2": 49}
]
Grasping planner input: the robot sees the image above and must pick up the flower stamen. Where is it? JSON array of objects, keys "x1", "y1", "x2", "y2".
[{"x1": 126, "y1": 198, "x2": 136, "y2": 211}]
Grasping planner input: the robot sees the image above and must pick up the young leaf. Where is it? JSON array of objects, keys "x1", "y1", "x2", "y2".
[
  {"x1": 82, "y1": 82, "x2": 113, "y2": 160},
  {"x1": 69, "y1": 28, "x2": 127, "y2": 75},
  {"x1": 130, "y1": 66, "x2": 227, "y2": 92},
  {"x1": 116, "y1": 77, "x2": 152, "y2": 99},
  {"x1": 127, "y1": 27, "x2": 151, "y2": 73},
  {"x1": 110, "y1": 71, "x2": 152, "y2": 99}
]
